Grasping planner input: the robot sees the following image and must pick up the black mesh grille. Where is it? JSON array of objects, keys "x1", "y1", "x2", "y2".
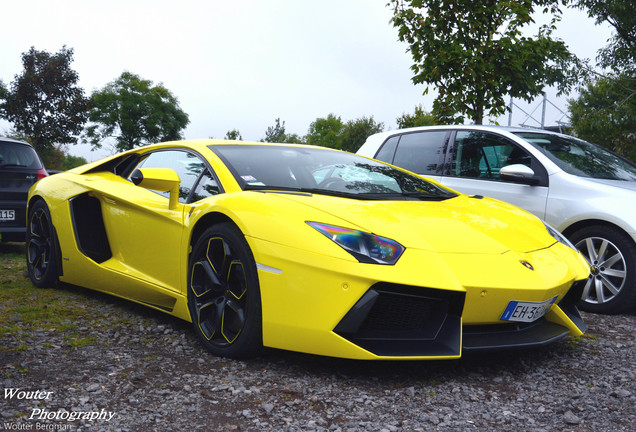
[
  {"x1": 334, "y1": 283, "x2": 464, "y2": 357},
  {"x1": 354, "y1": 292, "x2": 450, "y2": 340}
]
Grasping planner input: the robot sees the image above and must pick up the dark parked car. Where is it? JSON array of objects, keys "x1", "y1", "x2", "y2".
[{"x1": 0, "y1": 138, "x2": 48, "y2": 242}]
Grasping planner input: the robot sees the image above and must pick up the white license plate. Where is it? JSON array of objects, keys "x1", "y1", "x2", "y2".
[
  {"x1": 0, "y1": 210, "x2": 15, "y2": 221},
  {"x1": 500, "y1": 296, "x2": 558, "y2": 323}
]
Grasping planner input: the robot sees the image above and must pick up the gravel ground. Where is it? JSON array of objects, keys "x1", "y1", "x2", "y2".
[{"x1": 1, "y1": 253, "x2": 634, "y2": 431}]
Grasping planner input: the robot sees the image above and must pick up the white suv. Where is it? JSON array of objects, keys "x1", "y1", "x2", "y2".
[{"x1": 357, "y1": 125, "x2": 636, "y2": 314}]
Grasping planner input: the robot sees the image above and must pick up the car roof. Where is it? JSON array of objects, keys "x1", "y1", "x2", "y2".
[
  {"x1": 134, "y1": 139, "x2": 342, "y2": 154},
  {"x1": 369, "y1": 124, "x2": 565, "y2": 140},
  {"x1": 0, "y1": 137, "x2": 33, "y2": 146}
]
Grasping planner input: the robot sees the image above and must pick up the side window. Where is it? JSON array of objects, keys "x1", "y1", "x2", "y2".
[
  {"x1": 450, "y1": 131, "x2": 532, "y2": 180},
  {"x1": 130, "y1": 150, "x2": 208, "y2": 203},
  {"x1": 392, "y1": 131, "x2": 447, "y2": 175},
  {"x1": 374, "y1": 136, "x2": 399, "y2": 163},
  {"x1": 191, "y1": 170, "x2": 220, "y2": 201}
]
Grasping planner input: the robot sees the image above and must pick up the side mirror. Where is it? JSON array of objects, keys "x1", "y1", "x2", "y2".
[
  {"x1": 131, "y1": 168, "x2": 181, "y2": 209},
  {"x1": 499, "y1": 164, "x2": 540, "y2": 186}
]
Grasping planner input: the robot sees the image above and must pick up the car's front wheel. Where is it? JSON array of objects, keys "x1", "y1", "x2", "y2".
[
  {"x1": 26, "y1": 200, "x2": 59, "y2": 288},
  {"x1": 187, "y1": 223, "x2": 262, "y2": 358},
  {"x1": 570, "y1": 225, "x2": 636, "y2": 314}
]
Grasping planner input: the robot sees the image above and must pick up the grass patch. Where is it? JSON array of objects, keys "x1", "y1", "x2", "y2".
[
  {"x1": 0, "y1": 249, "x2": 97, "y2": 343},
  {"x1": 65, "y1": 336, "x2": 98, "y2": 347},
  {"x1": 566, "y1": 333, "x2": 598, "y2": 350}
]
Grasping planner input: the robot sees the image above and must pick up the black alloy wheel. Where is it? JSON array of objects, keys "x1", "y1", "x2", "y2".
[
  {"x1": 570, "y1": 225, "x2": 636, "y2": 314},
  {"x1": 188, "y1": 223, "x2": 262, "y2": 358},
  {"x1": 26, "y1": 200, "x2": 59, "y2": 288}
]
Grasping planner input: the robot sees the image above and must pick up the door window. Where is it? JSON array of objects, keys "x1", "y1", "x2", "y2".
[
  {"x1": 374, "y1": 136, "x2": 399, "y2": 164},
  {"x1": 130, "y1": 150, "x2": 215, "y2": 203},
  {"x1": 191, "y1": 170, "x2": 220, "y2": 201},
  {"x1": 391, "y1": 131, "x2": 447, "y2": 175},
  {"x1": 449, "y1": 131, "x2": 532, "y2": 180}
]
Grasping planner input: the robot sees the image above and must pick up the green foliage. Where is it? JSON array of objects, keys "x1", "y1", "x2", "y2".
[
  {"x1": 396, "y1": 105, "x2": 436, "y2": 128},
  {"x1": 340, "y1": 116, "x2": 384, "y2": 152},
  {"x1": 60, "y1": 154, "x2": 88, "y2": 171},
  {"x1": 84, "y1": 71, "x2": 189, "y2": 152},
  {"x1": 262, "y1": 118, "x2": 304, "y2": 143},
  {"x1": 224, "y1": 129, "x2": 243, "y2": 140},
  {"x1": 388, "y1": 0, "x2": 579, "y2": 124},
  {"x1": 570, "y1": 0, "x2": 635, "y2": 72},
  {"x1": 0, "y1": 46, "x2": 89, "y2": 166},
  {"x1": 569, "y1": 74, "x2": 636, "y2": 161},
  {"x1": 566, "y1": 0, "x2": 635, "y2": 163},
  {"x1": 305, "y1": 114, "x2": 383, "y2": 151},
  {"x1": 263, "y1": 118, "x2": 287, "y2": 142},
  {"x1": 305, "y1": 114, "x2": 345, "y2": 148}
]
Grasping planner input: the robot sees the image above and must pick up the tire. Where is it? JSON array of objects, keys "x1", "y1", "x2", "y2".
[
  {"x1": 187, "y1": 223, "x2": 262, "y2": 358},
  {"x1": 26, "y1": 200, "x2": 59, "y2": 288},
  {"x1": 569, "y1": 225, "x2": 636, "y2": 314}
]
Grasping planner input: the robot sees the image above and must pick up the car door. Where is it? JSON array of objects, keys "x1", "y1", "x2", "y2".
[
  {"x1": 438, "y1": 130, "x2": 549, "y2": 219},
  {"x1": 96, "y1": 148, "x2": 219, "y2": 294}
]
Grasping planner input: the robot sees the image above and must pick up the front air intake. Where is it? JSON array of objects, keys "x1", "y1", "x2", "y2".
[{"x1": 334, "y1": 283, "x2": 465, "y2": 357}]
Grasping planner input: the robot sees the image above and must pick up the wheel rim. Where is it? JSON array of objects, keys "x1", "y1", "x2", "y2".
[
  {"x1": 27, "y1": 208, "x2": 51, "y2": 281},
  {"x1": 190, "y1": 236, "x2": 248, "y2": 346},
  {"x1": 575, "y1": 236, "x2": 627, "y2": 305}
]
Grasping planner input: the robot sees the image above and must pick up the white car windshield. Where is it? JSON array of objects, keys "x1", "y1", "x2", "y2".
[{"x1": 514, "y1": 132, "x2": 636, "y2": 181}]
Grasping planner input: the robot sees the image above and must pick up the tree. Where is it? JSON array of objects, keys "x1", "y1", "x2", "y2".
[
  {"x1": 60, "y1": 154, "x2": 88, "y2": 171},
  {"x1": 569, "y1": 76, "x2": 635, "y2": 161},
  {"x1": 262, "y1": 118, "x2": 303, "y2": 143},
  {"x1": 340, "y1": 116, "x2": 384, "y2": 152},
  {"x1": 305, "y1": 114, "x2": 345, "y2": 148},
  {"x1": 567, "y1": 0, "x2": 635, "y2": 161},
  {"x1": 388, "y1": 0, "x2": 579, "y2": 124},
  {"x1": 396, "y1": 105, "x2": 436, "y2": 129},
  {"x1": 0, "y1": 80, "x2": 7, "y2": 101},
  {"x1": 0, "y1": 46, "x2": 89, "y2": 165},
  {"x1": 263, "y1": 118, "x2": 287, "y2": 143},
  {"x1": 224, "y1": 129, "x2": 243, "y2": 140},
  {"x1": 84, "y1": 71, "x2": 189, "y2": 152},
  {"x1": 570, "y1": 0, "x2": 635, "y2": 72}
]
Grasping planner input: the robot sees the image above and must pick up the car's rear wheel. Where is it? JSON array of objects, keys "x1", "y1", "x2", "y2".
[
  {"x1": 570, "y1": 225, "x2": 636, "y2": 314},
  {"x1": 26, "y1": 200, "x2": 59, "y2": 288},
  {"x1": 188, "y1": 223, "x2": 262, "y2": 358}
]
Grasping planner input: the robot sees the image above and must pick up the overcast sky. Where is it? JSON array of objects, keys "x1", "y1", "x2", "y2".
[{"x1": 1, "y1": 0, "x2": 613, "y2": 161}]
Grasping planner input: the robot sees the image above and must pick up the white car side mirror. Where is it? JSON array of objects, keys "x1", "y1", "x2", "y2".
[{"x1": 500, "y1": 164, "x2": 539, "y2": 185}]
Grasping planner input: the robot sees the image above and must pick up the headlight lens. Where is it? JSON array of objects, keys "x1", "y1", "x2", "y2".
[
  {"x1": 544, "y1": 222, "x2": 577, "y2": 251},
  {"x1": 307, "y1": 222, "x2": 405, "y2": 265}
]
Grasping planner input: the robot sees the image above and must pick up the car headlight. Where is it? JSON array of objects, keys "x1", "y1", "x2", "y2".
[
  {"x1": 307, "y1": 222, "x2": 405, "y2": 265},
  {"x1": 544, "y1": 222, "x2": 577, "y2": 251}
]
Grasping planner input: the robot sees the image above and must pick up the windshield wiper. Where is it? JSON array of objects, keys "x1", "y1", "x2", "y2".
[
  {"x1": 244, "y1": 184, "x2": 358, "y2": 199},
  {"x1": 0, "y1": 163, "x2": 28, "y2": 168},
  {"x1": 243, "y1": 185, "x2": 456, "y2": 201},
  {"x1": 398, "y1": 191, "x2": 456, "y2": 201}
]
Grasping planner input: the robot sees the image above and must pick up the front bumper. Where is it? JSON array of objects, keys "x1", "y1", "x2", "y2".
[
  {"x1": 333, "y1": 279, "x2": 586, "y2": 357},
  {"x1": 250, "y1": 237, "x2": 589, "y2": 360}
]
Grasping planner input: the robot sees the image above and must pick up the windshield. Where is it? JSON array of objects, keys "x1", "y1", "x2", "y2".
[
  {"x1": 513, "y1": 132, "x2": 636, "y2": 181},
  {"x1": 211, "y1": 144, "x2": 456, "y2": 200},
  {"x1": 0, "y1": 142, "x2": 42, "y2": 169}
]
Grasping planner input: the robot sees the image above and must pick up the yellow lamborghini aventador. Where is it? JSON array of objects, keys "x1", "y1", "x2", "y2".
[{"x1": 26, "y1": 140, "x2": 590, "y2": 359}]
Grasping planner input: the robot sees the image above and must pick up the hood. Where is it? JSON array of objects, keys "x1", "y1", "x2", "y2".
[
  {"x1": 279, "y1": 193, "x2": 555, "y2": 255},
  {"x1": 586, "y1": 178, "x2": 636, "y2": 192}
]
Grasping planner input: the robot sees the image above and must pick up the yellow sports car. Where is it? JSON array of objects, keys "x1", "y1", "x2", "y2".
[{"x1": 26, "y1": 140, "x2": 590, "y2": 359}]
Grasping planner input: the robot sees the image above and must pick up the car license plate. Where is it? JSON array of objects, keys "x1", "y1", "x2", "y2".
[
  {"x1": 500, "y1": 296, "x2": 558, "y2": 323},
  {"x1": 0, "y1": 210, "x2": 15, "y2": 221}
]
